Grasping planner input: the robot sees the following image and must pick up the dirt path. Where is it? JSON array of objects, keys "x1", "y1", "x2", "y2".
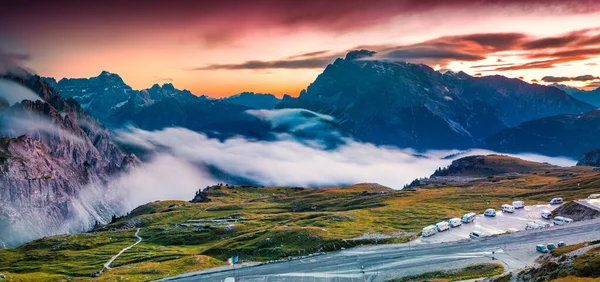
[{"x1": 103, "y1": 228, "x2": 142, "y2": 271}]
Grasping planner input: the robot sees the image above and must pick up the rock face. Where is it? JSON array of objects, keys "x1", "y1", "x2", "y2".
[
  {"x1": 577, "y1": 149, "x2": 600, "y2": 166},
  {"x1": 485, "y1": 109, "x2": 600, "y2": 158},
  {"x1": 278, "y1": 50, "x2": 595, "y2": 150},
  {"x1": 189, "y1": 188, "x2": 211, "y2": 203},
  {"x1": 0, "y1": 74, "x2": 138, "y2": 247},
  {"x1": 221, "y1": 92, "x2": 281, "y2": 109}
]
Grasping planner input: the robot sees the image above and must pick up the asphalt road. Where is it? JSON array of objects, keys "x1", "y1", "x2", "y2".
[{"x1": 161, "y1": 218, "x2": 600, "y2": 282}]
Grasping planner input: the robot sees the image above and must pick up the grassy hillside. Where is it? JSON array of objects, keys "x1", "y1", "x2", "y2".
[{"x1": 1, "y1": 156, "x2": 599, "y2": 281}]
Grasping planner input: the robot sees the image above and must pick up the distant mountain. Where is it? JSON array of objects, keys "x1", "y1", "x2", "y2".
[
  {"x1": 577, "y1": 149, "x2": 600, "y2": 166},
  {"x1": 43, "y1": 72, "x2": 208, "y2": 122},
  {"x1": 109, "y1": 97, "x2": 273, "y2": 140},
  {"x1": 221, "y1": 92, "x2": 281, "y2": 109},
  {"x1": 485, "y1": 109, "x2": 600, "y2": 158},
  {"x1": 551, "y1": 84, "x2": 600, "y2": 107},
  {"x1": 278, "y1": 50, "x2": 595, "y2": 150},
  {"x1": 0, "y1": 73, "x2": 139, "y2": 247}
]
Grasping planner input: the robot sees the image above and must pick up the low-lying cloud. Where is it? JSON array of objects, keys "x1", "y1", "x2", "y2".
[{"x1": 114, "y1": 126, "x2": 577, "y2": 191}]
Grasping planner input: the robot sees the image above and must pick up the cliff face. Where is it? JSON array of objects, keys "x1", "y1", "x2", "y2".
[{"x1": 0, "y1": 74, "x2": 138, "y2": 247}]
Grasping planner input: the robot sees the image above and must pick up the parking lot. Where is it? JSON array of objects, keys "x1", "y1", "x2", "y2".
[{"x1": 416, "y1": 204, "x2": 559, "y2": 244}]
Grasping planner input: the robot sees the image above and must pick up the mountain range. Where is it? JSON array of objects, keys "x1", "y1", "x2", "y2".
[
  {"x1": 0, "y1": 74, "x2": 139, "y2": 247},
  {"x1": 40, "y1": 51, "x2": 600, "y2": 158},
  {"x1": 278, "y1": 50, "x2": 596, "y2": 151},
  {"x1": 552, "y1": 84, "x2": 600, "y2": 107},
  {"x1": 3, "y1": 50, "x2": 600, "y2": 247}
]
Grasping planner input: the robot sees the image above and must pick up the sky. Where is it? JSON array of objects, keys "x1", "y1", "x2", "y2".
[{"x1": 2, "y1": 0, "x2": 600, "y2": 98}]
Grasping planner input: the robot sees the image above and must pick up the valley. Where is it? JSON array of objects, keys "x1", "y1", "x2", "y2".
[{"x1": 1, "y1": 155, "x2": 599, "y2": 281}]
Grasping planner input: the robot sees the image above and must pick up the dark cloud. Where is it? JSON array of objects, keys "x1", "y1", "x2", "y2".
[
  {"x1": 4, "y1": 0, "x2": 600, "y2": 49},
  {"x1": 192, "y1": 54, "x2": 342, "y2": 70},
  {"x1": 372, "y1": 33, "x2": 526, "y2": 65},
  {"x1": 573, "y1": 74, "x2": 599, "y2": 81},
  {"x1": 0, "y1": 51, "x2": 31, "y2": 75},
  {"x1": 541, "y1": 76, "x2": 572, "y2": 83},
  {"x1": 541, "y1": 75, "x2": 599, "y2": 83},
  {"x1": 286, "y1": 50, "x2": 331, "y2": 60}
]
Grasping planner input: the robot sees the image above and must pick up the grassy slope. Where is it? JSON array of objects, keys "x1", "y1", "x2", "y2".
[
  {"x1": 390, "y1": 263, "x2": 504, "y2": 282},
  {"x1": 1, "y1": 156, "x2": 599, "y2": 281}
]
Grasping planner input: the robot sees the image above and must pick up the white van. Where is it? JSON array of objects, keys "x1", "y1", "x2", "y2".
[
  {"x1": 462, "y1": 212, "x2": 476, "y2": 223},
  {"x1": 533, "y1": 220, "x2": 551, "y2": 228},
  {"x1": 553, "y1": 216, "x2": 573, "y2": 225},
  {"x1": 589, "y1": 194, "x2": 600, "y2": 199},
  {"x1": 550, "y1": 198, "x2": 564, "y2": 205},
  {"x1": 469, "y1": 231, "x2": 483, "y2": 239},
  {"x1": 448, "y1": 217, "x2": 462, "y2": 227},
  {"x1": 541, "y1": 210, "x2": 552, "y2": 219},
  {"x1": 484, "y1": 209, "x2": 497, "y2": 217},
  {"x1": 501, "y1": 204, "x2": 515, "y2": 213},
  {"x1": 422, "y1": 225, "x2": 438, "y2": 237},
  {"x1": 525, "y1": 221, "x2": 541, "y2": 230},
  {"x1": 512, "y1": 201, "x2": 525, "y2": 209},
  {"x1": 436, "y1": 221, "x2": 450, "y2": 232}
]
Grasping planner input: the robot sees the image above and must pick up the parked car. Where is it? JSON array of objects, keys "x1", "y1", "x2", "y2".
[
  {"x1": 436, "y1": 221, "x2": 450, "y2": 232},
  {"x1": 223, "y1": 278, "x2": 236, "y2": 282},
  {"x1": 448, "y1": 217, "x2": 462, "y2": 227},
  {"x1": 469, "y1": 231, "x2": 483, "y2": 239},
  {"x1": 462, "y1": 212, "x2": 476, "y2": 223},
  {"x1": 547, "y1": 243, "x2": 557, "y2": 250},
  {"x1": 550, "y1": 198, "x2": 564, "y2": 205},
  {"x1": 484, "y1": 209, "x2": 497, "y2": 217},
  {"x1": 422, "y1": 225, "x2": 438, "y2": 237},
  {"x1": 512, "y1": 201, "x2": 525, "y2": 209},
  {"x1": 541, "y1": 210, "x2": 552, "y2": 219},
  {"x1": 536, "y1": 244, "x2": 549, "y2": 253},
  {"x1": 558, "y1": 241, "x2": 567, "y2": 247},
  {"x1": 589, "y1": 194, "x2": 600, "y2": 199},
  {"x1": 533, "y1": 220, "x2": 551, "y2": 228},
  {"x1": 553, "y1": 216, "x2": 573, "y2": 225},
  {"x1": 525, "y1": 221, "x2": 542, "y2": 230},
  {"x1": 501, "y1": 204, "x2": 515, "y2": 213}
]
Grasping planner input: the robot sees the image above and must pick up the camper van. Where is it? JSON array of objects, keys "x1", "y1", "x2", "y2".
[
  {"x1": 501, "y1": 204, "x2": 515, "y2": 213},
  {"x1": 512, "y1": 201, "x2": 525, "y2": 209},
  {"x1": 436, "y1": 221, "x2": 450, "y2": 232},
  {"x1": 462, "y1": 212, "x2": 476, "y2": 223},
  {"x1": 448, "y1": 217, "x2": 462, "y2": 227},
  {"x1": 550, "y1": 198, "x2": 564, "y2": 205},
  {"x1": 525, "y1": 221, "x2": 542, "y2": 230},
  {"x1": 553, "y1": 216, "x2": 573, "y2": 225},
  {"x1": 541, "y1": 210, "x2": 552, "y2": 219},
  {"x1": 469, "y1": 231, "x2": 483, "y2": 239},
  {"x1": 589, "y1": 194, "x2": 600, "y2": 199},
  {"x1": 422, "y1": 225, "x2": 438, "y2": 237},
  {"x1": 484, "y1": 209, "x2": 497, "y2": 217}
]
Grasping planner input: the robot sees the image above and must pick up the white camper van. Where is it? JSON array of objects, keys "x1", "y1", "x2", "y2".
[
  {"x1": 436, "y1": 221, "x2": 450, "y2": 232},
  {"x1": 462, "y1": 212, "x2": 476, "y2": 223},
  {"x1": 422, "y1": 225, "x2": 438, "y2": 237},
  {"x1": 553, "y1": 216, "x2": 573, "y2": 225},
  {"x1": 541, "y1": 210, "x2": 552, "y2": 219},
  {"x1": 550, "y1": 198, "x2": 564, "y2": 205},
  {"x1": 512, "y1": 201, "x2": 525, "y2": 209},
  {"x1": 448, "y1": 217, "x2": 462, "y2": 227},
  {"x1": 501, "y1": 204, "x2": 515, "y2": 213}
]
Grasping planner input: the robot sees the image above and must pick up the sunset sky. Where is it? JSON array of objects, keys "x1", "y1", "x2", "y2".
[{"x1": 2, "y1": 0, "x2": 600, "y2": 97}]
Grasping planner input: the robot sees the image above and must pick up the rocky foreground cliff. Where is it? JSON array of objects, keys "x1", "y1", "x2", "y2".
[{"x1": 0, "y1": 74, "x2": 140, "y2": 247}]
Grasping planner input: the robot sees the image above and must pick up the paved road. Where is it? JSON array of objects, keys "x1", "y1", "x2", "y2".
[{"x1": 161, "y1": 219, "x2": 600, "y2": 282}]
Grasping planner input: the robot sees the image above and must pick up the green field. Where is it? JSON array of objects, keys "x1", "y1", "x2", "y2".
[{"x1": 1, "y1": 156, "x2": 599, "y2": 281}]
